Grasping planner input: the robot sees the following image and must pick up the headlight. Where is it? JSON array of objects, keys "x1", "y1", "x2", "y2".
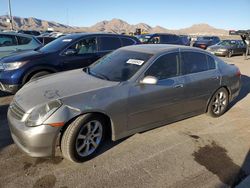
[
  {"x1": 3, "y1": 61, "x2": 28, "y2": 71},
  {"x1": 26, "y1": 100, "x2": 62, "y2": 127},
  {"x1": 218, "y1": 48, "x2": 227, "y2": 52}
]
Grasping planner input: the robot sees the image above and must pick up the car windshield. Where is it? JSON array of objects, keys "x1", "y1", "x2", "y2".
[
  {"x1": 137, "y1": 35, "x2": 152, "y2": 43},
  {"x1": 197, "y1": 36, "x2": 213, "y2": 41},
  {"x1": 218, "y1": 40, "x2": 237, "y2": 47},
  {"x1": 88, "y1": 49, "x2": 153, "y2": 82},
  {"x1": 38, "y1": 36, "x2": 74, "y2": 53}
]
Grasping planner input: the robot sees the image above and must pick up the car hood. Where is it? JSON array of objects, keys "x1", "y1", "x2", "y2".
[
  {"x1": 14, "y1": 69, "x2": 119, "y2": 112},
  {"x1": 0, "y1": 50, "x2": 49, "y2": 63}
]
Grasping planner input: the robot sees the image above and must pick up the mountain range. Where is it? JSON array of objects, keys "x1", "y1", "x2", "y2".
[{"x1": 0, "y1": 15, "x2": 229, "y2": 36}]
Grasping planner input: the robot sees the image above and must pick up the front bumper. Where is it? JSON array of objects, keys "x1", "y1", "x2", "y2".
[
  {"x1": 7, "y1": 109, "x2": 61, "y2": 157},
  {"x1": 208, "y1": 50, "x2": 228, "y2": 56},
  {"x1": 0, "y1": 82, "x2": 20, "y2": 93}
]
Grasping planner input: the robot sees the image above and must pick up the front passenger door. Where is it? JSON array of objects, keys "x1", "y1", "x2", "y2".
[
  {"x1": 128, "y1": 52, "x2": 187, "y2": 130},
  {"x1": 60, "y1": 37, "x2": 99, "y2": 70}
]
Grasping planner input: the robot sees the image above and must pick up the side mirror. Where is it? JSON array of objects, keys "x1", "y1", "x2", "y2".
[
  {"x1": 140, "y1": 76, "x2": 158, "y2": 85},
  {"x1": 64, "y1": 49, "x2": 77, "y2": 56}
]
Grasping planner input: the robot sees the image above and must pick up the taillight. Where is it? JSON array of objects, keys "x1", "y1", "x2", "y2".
[{"x1": 236, "y1": 69, "x2": 241, "y2": 77}]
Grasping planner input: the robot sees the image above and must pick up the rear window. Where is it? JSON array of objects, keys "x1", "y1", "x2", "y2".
[
  {"x1": 98, "y1": 36, "x2": 122, "y2": 51},
  {"x1": 17, "y1": 36, "x2": 32, "y2": 45}
]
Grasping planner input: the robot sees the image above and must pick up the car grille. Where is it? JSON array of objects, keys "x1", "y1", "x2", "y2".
[{"x1": 9, "y1": 101, "x2": 26, "y2": 120}]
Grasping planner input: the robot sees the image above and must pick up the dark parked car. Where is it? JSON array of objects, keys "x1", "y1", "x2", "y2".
[
  {"x1": 0, "y1": 33, "x2": 141, "y2": 93},
  {"x1": 137, "y1": 33, "x2": 184, "y2": 45},
  {"x1": 180, "y1": 35, "x2": 191, "y2": 46},
  {"x1": 18, "y1": 30, "x2": 41, "y2": 36},
  {"x1": 193, "y1": 36, "x2": 220, "y2": 49},
  {"x1": 8, "y1": 44, "x2": 241, "y2": 163},
  {"x1": 207, "y1": 40, "x2": 246, "y2": 57}
]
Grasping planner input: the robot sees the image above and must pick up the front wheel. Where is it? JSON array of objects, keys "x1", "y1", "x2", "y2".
[
  {"x1": 61, "y1": 114, "x2": 106, "y2": 163},
  {"x1": 207, "y1": 88, "x2": 229, "y2": 117},
  {"x1": 227, "y1": 50, "x2": 233, "y2": 58}
]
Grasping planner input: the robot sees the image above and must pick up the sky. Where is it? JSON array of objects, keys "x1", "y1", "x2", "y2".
[{"x1": 0, "y1": 0, "x2": 250, "y2": 30}]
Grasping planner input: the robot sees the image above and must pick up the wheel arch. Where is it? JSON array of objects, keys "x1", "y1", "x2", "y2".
[
  {"x1": 22, "y1": 66, "x2": 57, "y2": 84},
  {"x1": 205, "y1": 86, "x2": 231, "y2": 112},
  {"x1": 58, "y1": 111, "x2": 114, "y2": 146}
]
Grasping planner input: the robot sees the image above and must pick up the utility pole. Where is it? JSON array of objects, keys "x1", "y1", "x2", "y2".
[{"x1": 8, "y1": 0, "x2": 14, "y2": 30}]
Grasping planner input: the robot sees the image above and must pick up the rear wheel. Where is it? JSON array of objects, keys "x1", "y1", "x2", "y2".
[
  {"x1": 61, "y1": 114, "x2": 106, "y2": 163},
  {"x1": 207, "y1": 88, "x2": 229, "y2": 117}
]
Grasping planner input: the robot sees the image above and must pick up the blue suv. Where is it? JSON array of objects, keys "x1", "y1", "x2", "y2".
[{"x1": 0, "y1": 33, "x2": 140, "y2": 93}]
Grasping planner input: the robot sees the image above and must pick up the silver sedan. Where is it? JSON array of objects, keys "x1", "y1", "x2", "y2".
[{"x1": 7, "y1": 44, "x2": 241, "y2": 163}]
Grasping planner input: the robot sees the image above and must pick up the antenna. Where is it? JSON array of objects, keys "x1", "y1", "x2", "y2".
[{"x1": 8, "y1": 0, "x2": 14, "y2": 30}]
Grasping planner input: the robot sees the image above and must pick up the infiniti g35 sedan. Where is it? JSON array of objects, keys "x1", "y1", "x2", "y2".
[{"x1": 8, "y1": 44, "x2": 241, "y2": 163}]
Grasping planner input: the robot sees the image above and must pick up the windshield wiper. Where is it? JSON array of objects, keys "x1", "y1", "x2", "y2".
[{"x1": 89, "y1": 70, "x2": 110, "y2": 80}]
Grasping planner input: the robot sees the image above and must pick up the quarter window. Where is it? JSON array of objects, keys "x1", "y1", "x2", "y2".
[
  {"x1": 207, "y1": 55, "x2": 216, "y2": 70},
  {"x1": 181, "y1": 52, "x2": 208, "y2": 74},
  {"x1": 99, "y1": 36, "x2": 121, "y2": 51},
  {"x1": 68, "y1": 37, "x2": 97, "y2": 54},
  {"x1": 145, "y1": 52, "x2": 179, "y2": 80},
  {"x1": 0, "y1": 35, "x2": 17, "y2": 47}
]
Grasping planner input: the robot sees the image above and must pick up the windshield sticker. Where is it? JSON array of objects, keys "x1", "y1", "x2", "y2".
[
  {"x1": 62, "y1": 39, "x2": 72, "y2": 42},
  {"x1": 126, "y1": 59, "x2": 144, "y2": 66}
]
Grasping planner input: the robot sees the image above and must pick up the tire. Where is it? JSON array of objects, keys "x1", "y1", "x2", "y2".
[
  {"x1": 207, "y1": 87, "x2": 229, "y2": 117},
  {"x1": 61, "y1": 114, "x2": 106, "y2": 163},
  {"x1": 28, "y1": 71, "x2": 50, "y2": 82},
  {"x1": 227, "y1": 50, "x2": 233, "y2": 58}
]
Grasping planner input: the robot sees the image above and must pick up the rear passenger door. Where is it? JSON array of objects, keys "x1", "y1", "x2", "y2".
[
  {"x1": 180, "y1": 51, "x2": 220, "y2": 113},
  {"x1": 0, "y1": 34, "x2": 18, "y2": 57},
  {"x1": 97, "y1": 36, "x2": 122, "y2": 57}
]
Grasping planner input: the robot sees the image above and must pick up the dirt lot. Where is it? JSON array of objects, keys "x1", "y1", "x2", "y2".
[{"x1": 0, "y1": 56, "x2": 250, "y2": 188}]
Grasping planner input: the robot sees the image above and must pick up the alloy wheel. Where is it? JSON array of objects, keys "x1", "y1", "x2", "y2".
[
  {"x1": 75, "y1": 120, "x2": 103, "y2": 157},
  {"x1": 212, "y1": 91, "x2": 227, "y2": 115}
]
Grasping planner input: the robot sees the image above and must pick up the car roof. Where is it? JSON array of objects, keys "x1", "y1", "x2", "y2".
[
  {"x1": 120, "y1": 44, "x2": 204, "y2": 55},
  {"x1": 61, "y1": 32, "x2": 135, "y2": 39},
  {"x1": 0, "y1": 31, "x2": 34, "y2": 38}
]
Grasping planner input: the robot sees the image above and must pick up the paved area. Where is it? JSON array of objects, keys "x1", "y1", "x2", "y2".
[{"x1": 0, "y1": 56, "x2": 250, "y2": 188}]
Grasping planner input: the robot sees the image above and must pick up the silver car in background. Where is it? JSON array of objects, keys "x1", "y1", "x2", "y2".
[
  {"x1": 8, "y1": 44, "x2": 241, "y2": 163},
  {"x1": 0, "y1": 32, "x2": 42, "y2": 58}
]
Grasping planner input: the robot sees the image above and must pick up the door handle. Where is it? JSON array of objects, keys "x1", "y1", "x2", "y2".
[{"x1": 173, "y1": 84, "x2": 184, "y2": 88}]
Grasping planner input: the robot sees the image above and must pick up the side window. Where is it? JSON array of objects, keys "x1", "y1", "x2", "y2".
[
  {"x1": 17, "y1": 36, "x2": 32, "y2": 45},
  {"x1": 68, "y1": 37, "x2": 97, "y2": 54},
  {"x1": 120, "y1": 37, "x2": 135, "y2": 46},
  {"x1": 161, "y1": 35, "x2": 172, "y2": 43},
  {"x1": 145, "y1": 52, "x2": 179, "y2": 80},
  {"x1": 0, "y1": 35, "x2": 17, "y2": 47},
  {"x1": 148, "y1": 36, "x2": 160, "y2": 44},
  {"x1": 181, "y1": 52, "x2": 208, "y2": 74},
  {"x1": 99, "y1": 36, "x2": 121, "y2": 51},
  {"x1": 207, "y1": 55, "x2": 216, "y2": 70}
]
